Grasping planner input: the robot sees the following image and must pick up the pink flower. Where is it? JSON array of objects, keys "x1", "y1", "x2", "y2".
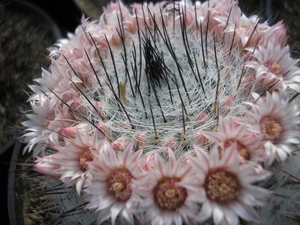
[
  {"x1": 22, "y1": 93, "x2": 68, "y2": 155},
  {"x1": 83, "y1": 141, "x2": 143, "y2": 225},
  {"x1": 189, "y1": 144, "x2": 272, "y2": 225},
  {"x1": 100, "y1": 1, "x2": 137, "y2": 35},
  {"x1": 198, "y1": 0, "x2": 233, "y2": 33},
  {"x1": 216, "y1": 3, "x2": 260, "y2": 47},
  {"x1": 244, "y1": 92, "x2": 300, "y2": 164},
  {"x1": 132, "y1": 149, "x2": 200, "y2": 225},
  {"x1": 245, "y1": 43, "x2": 300, "y2": 92},
  {"x1": 259, "y1": 21, "x2": 288, "y2": 48},
  {"x1": 132, "y1": 1, "x2": 168, "y2": 30},
  {"x1": 35, "y1": 155, "x2": 62, "y2": 180},
  {"x1": 61, "y1": 123, "x2": 89, "y2": 138},
  {"x1": 202, "y1": 116, "x2": 267, "y2": 163},
  {"x1": 36, "y1": 129, "x2": 102, "y2": 194}
]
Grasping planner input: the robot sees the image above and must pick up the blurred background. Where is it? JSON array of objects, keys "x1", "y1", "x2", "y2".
[
  {"x1": 1, "y1": 0, "x2": 300, "y2": 224},
  {"x1": 0, "y1": 1, "x2": 82, "y2": 224}
]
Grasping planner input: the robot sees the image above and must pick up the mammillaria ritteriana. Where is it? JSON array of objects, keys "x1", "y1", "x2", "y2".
[{"x1": 22, "y1": 0, "x2": 300, "y2": 224}]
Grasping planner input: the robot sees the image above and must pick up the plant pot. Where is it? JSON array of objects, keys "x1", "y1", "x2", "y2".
[{"x1": 0, "y1": 1, "x2": 62, "y2": 224}]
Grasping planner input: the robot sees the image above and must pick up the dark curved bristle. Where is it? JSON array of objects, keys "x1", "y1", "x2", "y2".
[
  {"x1": 236, "y1": 62, "x2": 245, "y2": 93},
  {"x1": 199, "y1": 22, "x2": 207, "y2": 69},
  {"x1": 179, "y1": 6, "x2": 201, "y2": 90},
  {"x1": 245, "y1": 19, "x2": 260, "y2": 47},
  {"x1": 229, "y1": 24, "x2": 236, "y2": 57},
  {"x1": 104, "y1": 34, "x2": 121, "y2": 99},
  {"x1": 130, "y1": 44, "x2": 148, "y2": 118},
  {"x1": 70, "y1": 79, "x2": 99, "y2": 114},
  {"x1": 121, "y1": 53, "x2": 135, "y2": 99},
  {"x1": 288, "y1": 92, "x2": 300, "y2": 103},
  {"x1": 181, "y1": 103, "x2": 187, "y2": 141},
  {"x1": 212, "y1": 35, "x2": 220, "y2": 114},
  {"x1": 134, "y1": 8, "x2": 144, "y2": 90},
  {"x1": 105, "y1": 81, "x2": 135, "y2": 129},
  {"x1": 148, "y1": 100, "x2": 158, "y2": 139},
  {"x1": 205, "y1": 10, "x2": 210, "y2": 57},
  {"x1": 222, "y1": 5, "x2": 233, "y2": 41},
  {"x1": 84, "y1": 48, "x2": 102, "y2": 88},
  {"x1": 193, "y1": 52, "x2": 206, "y2": 97}
]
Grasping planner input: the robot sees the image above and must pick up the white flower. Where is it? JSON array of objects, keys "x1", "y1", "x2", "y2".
[
  {"x1": 202, "y1": 116, "x2": 267, "y2": 163},
  {"x1": 132, "y1": 149, "x2": 201, "y2": 225},
  {"x1": 245, "y1": 43, "x2": 300, "y2": 92},
  {"x1": 84, "y1": 141, "x2": 143, "y2": 225},
  {"x1": 35, "y1": 129, "x2": 102, "y2": 194},
  {"x1": 245, "y1": 92, "x2": 300, "y2": 164},
  {"x1": 189, "y1": 144, "x2": 272, "y2": 225}
]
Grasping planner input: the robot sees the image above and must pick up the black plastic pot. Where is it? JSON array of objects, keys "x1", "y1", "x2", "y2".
[
  {"x1": 7, "y1": 141, "x2": 23, "y2": 225},
  {"x1": 0, "y1": 1, "x2": 63, "y2": 224},
  {"x1": 0, "y1": 141, "x2": 17, "y2": 225}
]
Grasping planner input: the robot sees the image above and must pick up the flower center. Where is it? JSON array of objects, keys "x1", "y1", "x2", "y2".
[
  {"x1": 108, "y1": 169, "x2": 133, "y2": 201},
  {"x1": 260, "y1": 117, "x2": 282, "y2": 140},
  {"x1": 79, "y1": 150, "x2": 94, "y2": 171},
  {"x1": 268, "y1": 62, "x2": 281, "y2": 74},
  {"x1": 154, "y1": 177, "x2": 187, "y2": 211},
  {"x1": 238, "y1": 147, "x2": 250, "y2": 160},
  {"x1": 43, "y1": 114, "x2": 55, "y2": 128},
  {"x1": 241, "y1": 23, "x2": 248, "y2": 29},
  {"x1": 205, "y1": 169, "x2": 240, "y2": 203},
  {"x1": 224, "y1": 140, "x2": 250, "y2": 160}
]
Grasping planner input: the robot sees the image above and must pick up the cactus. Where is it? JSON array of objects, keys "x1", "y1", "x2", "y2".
[{"x1": 21, "y1": 0, "x2": 300, "y2": 224}]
